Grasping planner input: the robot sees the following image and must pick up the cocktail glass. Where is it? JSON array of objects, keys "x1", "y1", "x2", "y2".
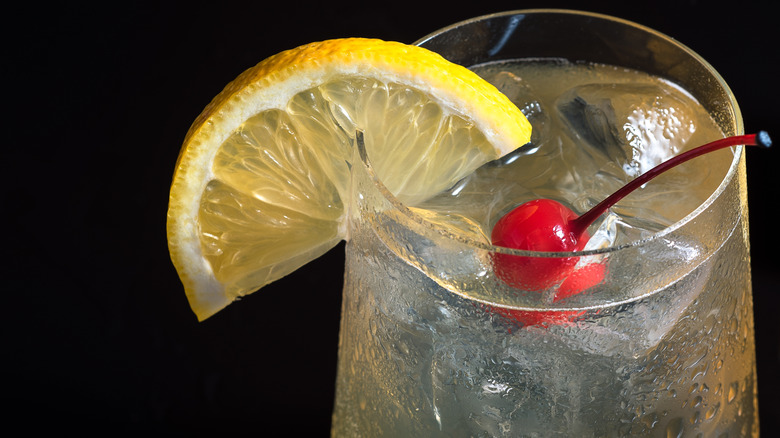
[{"x1": 331, "y1": 10, "x2": 758, "y2": 437}]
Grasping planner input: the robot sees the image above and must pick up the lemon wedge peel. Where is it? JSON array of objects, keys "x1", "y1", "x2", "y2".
[{"x1": 167, "y1": 38, "x2": 531, "y2": 321}]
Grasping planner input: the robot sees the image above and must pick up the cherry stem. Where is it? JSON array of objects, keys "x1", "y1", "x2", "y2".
[{"x1": 569, "y1": 131, "x2": 772, "y2": 238}]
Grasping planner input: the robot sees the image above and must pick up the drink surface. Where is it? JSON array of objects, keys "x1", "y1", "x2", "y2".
[
  {"x1": 418, "y1": 59, "x2": 733, "y2": 250},
  {"x1": 331, "y1": 60, "x2": 757, "y2": 437}
]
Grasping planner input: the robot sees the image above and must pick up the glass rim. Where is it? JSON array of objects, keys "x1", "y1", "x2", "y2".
[{"x1": 381, "y1": 8, "x2": 744, "y2": 258}]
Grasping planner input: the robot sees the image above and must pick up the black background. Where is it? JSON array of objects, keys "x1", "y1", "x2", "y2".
[{"x1": 8, "y1": 1, "x2": 778, "y2": 435}]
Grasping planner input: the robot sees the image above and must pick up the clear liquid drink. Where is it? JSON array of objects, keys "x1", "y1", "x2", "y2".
[{"x1": 331, "y1": 10, "x2": 758, "y2": 437}]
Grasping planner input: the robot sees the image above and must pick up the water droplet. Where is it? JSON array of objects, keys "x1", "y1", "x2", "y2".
[
  {"x1": 666, "y1": 417, "x2": 684, "y2": 438},
  {"x1": 705, "y1": 402, "x2": 720, "y2": 421},
  {"x1": 641, "y1": 413, "x2": 659, "y2": 429},
  {"x1": 727, "y1": 381, "x2": 739, "y2": 403}
]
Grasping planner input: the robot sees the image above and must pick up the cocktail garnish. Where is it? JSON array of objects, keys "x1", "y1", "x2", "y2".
[{"x1": 490, "y1": 132, "x2": 771, "y2": 325}]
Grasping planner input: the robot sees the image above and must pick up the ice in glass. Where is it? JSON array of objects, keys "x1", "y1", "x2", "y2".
[{"x1": 331, "y1": 10, "x2": 758, "y2": 437}]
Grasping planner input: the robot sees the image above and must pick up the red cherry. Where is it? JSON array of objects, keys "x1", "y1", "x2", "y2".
[
  {"x1": 491, "y1": 199, "x2": 587, "y2": 291},
  {"x1": 490, "y1": 306, "x2": 586, "y2": 329},
  {"x1": 490, "y1": 132, "x2": 770, "y2": 327},
  {"x1": 556, "y1": 261, "x2": 606, "y2": 301}
]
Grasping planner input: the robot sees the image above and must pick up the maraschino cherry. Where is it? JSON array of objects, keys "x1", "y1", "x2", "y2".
[{"x1": 490, "y1": 132, "x2": 771, "y2": 326}]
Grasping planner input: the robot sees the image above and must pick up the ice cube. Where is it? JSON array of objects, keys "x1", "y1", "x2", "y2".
[
  {"x1": 556, "y1": 83, "x2": 696, "y2": 178},
  {"x1": 542, "y1": 238, "x2": 710, "y2": 359},
  {"x1": 557, "y1": 90, "x2": 627, "y2": 163},
  {"x1": 484, "y1": 70, "x2": 549, "y2": 156},
  {"x1": 583, "y1": 210, "x2": 619, "y2": 252}
]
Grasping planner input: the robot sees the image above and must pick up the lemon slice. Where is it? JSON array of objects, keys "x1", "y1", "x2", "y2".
[{"x1": 167, "y1": 38, "x2": 531, "y2": 320}]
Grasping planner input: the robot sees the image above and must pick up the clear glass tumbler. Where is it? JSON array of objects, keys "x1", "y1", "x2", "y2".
[{"x1": 331, "y1": 10, "x2": 758, "y2": 437}]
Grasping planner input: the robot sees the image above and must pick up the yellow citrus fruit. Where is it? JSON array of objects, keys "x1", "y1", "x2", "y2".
[{"x1": 167, "y1": 38, "x2": 531, "y2": 320}]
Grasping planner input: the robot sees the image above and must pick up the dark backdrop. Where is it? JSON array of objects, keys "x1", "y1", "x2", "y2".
[{"x1": 8, "y1": 1, "x2": 777, "y2": 435}]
